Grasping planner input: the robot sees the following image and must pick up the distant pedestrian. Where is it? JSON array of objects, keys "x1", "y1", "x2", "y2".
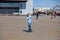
[
  {"x1": 27, "y1": 13, "x2": 32, "y2": 32},
  {"x1": 51, "y1": 13, "x2": 53, "y2": 19},
  {"x1": 53, "y1": 11, "x2": 57, "y2": 19},
  {"x1": 36, "y1": 12, "x2": 39, "y2": 19}
]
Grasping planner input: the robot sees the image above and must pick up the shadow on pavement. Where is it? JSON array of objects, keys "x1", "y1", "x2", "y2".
[{"x1": 23, "y1": 30, "x2": 32, "y2": 33}]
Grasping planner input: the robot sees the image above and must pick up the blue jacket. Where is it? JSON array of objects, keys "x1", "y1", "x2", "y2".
[{"x1": 27, "y1": 15, "x2": 31, "y2": 24}]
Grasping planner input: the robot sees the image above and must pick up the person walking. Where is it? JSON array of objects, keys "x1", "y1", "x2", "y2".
[
  {"x1": 36, "y1": 12, "x2": 39, "y2": 19},
  {"x1": 53, "y1": 11, "x2": 57, "y2": 19},
  {"x1": 51, "y1": 13, "x2": 53, "y2": 19},
  {"x1": 27, "y1": 13, "x2": 32, "y2": 32}
]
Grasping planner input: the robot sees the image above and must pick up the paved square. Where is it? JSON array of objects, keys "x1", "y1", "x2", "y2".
[{"x1": 0, "y1": 15, "x2": 60, "y2": 40}]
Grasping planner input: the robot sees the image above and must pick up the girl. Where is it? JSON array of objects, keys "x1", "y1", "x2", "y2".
[{"x1": 27, "y1": 13, "x2": 32, "y2": 32}]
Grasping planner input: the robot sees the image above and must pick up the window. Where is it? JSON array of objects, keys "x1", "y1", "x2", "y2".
[{"x1": 20, "y1": 4, "x2": 22, "y2": 9}]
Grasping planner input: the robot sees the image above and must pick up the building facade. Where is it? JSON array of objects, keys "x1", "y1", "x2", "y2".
[
  {"x1": 54, "y1": 5, "x2": 60, "y2": 13},
  {"x1": 0, "y1": 0, "x2": 33, "y2": 15}
]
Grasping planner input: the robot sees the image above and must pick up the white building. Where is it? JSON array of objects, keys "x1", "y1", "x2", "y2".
[
  {"x1": 0, "y1": 0, "x2": 33, "y2": 15},
  {"x1": 19, "y1": 0, "x2": 33, "y2": 15},
  {"x1": 54, "y1": 5, "x2": 60, "y2": 13},
  {"x1": 34, "y1": 8, "x2": 50, "y2": 12}
]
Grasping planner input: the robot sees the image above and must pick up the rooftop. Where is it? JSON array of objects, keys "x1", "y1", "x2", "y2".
[{"x1": 0, "y1": 0, "x2": 27, "y2": 2}]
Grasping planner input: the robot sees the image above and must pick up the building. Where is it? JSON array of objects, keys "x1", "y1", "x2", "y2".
[
  {"x1": 0, "y1": 0, "x2": 33, "y2": 15},
  {"x1": 53, "y1": 5, "x2": 60, "y2": 13},
  {"x1": 39, "y1": 8, "x2": 50, "y2": 12},
  {"x1": 34, "y1": 8, "x2": 50, "y2": 12}
]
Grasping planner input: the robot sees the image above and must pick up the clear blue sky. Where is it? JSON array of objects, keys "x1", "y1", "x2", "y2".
[{"x1": 33, "y1": 0, "x2": 60, "y2": 9}]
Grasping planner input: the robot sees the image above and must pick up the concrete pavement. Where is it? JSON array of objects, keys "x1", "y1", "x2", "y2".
[{"x1": 0, "y1": 15, "x2": 60, "y2": 40}]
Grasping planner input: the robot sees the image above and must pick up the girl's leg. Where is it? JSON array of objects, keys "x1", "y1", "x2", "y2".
[{"x1": 28, "y1": 23, "x2": 32, "y2": 32}]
